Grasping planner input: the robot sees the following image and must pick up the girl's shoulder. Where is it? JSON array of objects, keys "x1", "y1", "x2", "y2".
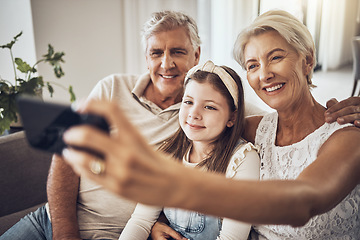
[
  {"x1": 232, "y1": 141, "x2": 259, "y2": 159},
  {"x1": 226, "y1": 141, "x2": 260, "y2": 179}
]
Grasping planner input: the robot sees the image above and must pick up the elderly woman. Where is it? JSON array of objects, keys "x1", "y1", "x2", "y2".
[
  {"x1": 233, "y1": 10, "x2": 359, "y2": 239},
  {"x1": 61, "y1": 10, "x2": 360, "y2": 239}
]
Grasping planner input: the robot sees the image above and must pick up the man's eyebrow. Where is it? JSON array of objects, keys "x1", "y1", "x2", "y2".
[
  {"x1": 148, "y1": 48, "x2": 162, "y2": 52},
  {"x1": 171, "y1": 47, "x2": 188, "y2": 52}
]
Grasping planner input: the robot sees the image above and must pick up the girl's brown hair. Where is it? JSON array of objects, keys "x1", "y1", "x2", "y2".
[{"x1": 158, "y1": 66, "x2": 245, "y2": 174}]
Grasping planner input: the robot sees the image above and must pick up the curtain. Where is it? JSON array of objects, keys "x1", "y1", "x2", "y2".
[
  {"x1": 118, "y1": 0, "x2": 360, "y2": 73},
  {"x1": 197, "y1": 0, "x2": 275, "y2": 112},
  {"x1": 259, "y1": 0, "x2": 359, "y2": 71},
  {"x1": 208, "y1": 0, "x2": 359, "y2": 71},
  {"x1": 313, "y1": 0, "x2": 359, "y2": 70},
  {"x1": 197, "y1": 0, "x2": 258, "y2": 70}
]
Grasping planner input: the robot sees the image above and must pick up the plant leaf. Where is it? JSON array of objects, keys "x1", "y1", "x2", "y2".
[
  {"x1": 53, "y1": 65, "x2": 64, "y2": 78},
  {"x1": 18, "y1": 77, "x2": 41, "y2": 95},
  {"x1": 37, "y1": 76, "x2": 44, "y2": 87},
  {"x1": 0, "y1": 113, "x2": 14, "y2": 135},
  {"x1": 52, "y1": 52, "x2": 65, "y2": 62},
  {"x1": 16, "y1": 78, "x2": 26, "y2": 84},
  {"x1": 68, "y1": 85, "x2": 76, "y2": 102},
  {"x1": 43, "y1": 44, "x2": 54, "y2": 59},
  {"x1": 0, "y1": 82, "x2": 10, "y2": 93},
  {"x1": 0, "y1": 92, "x2": 18, "y2": 135},
  {"x1": 0, "y1": 31, "x2": 22, "y2": 49},
  {"x1": 46, "y1": 82, "x2": 54, "y2": 97},
  {"x1": 13, "y1": 31, "x2": 23, "y2": 40},
  {"x1": 15, "y1": 58, "x2": 34, "y2": 73}
]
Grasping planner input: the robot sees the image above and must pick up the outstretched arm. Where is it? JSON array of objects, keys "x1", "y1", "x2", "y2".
[
  {"x1": 325, "y1": 97, "x2": 360, "y2": 127},
  {"x1": 61, "y1": 100, "x2": 360, "y2": 227}
]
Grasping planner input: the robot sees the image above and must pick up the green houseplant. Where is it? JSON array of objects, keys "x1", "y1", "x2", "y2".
[{"x1": 0, "y1": 32, "x2": 76, "y2": 135}]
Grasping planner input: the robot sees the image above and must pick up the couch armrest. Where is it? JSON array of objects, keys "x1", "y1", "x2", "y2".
[{"x1": 0, "y1": 131, "x2": 52, "y2": 217}]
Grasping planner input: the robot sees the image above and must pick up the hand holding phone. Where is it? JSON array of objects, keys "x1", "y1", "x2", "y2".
[{"x1": 17, "y1": 96, "x2": 110, "y2": 156}]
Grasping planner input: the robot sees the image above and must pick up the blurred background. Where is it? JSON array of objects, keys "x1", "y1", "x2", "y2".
[{"x1": 1, "y1": 0, "x2": 360, "y2": 112}]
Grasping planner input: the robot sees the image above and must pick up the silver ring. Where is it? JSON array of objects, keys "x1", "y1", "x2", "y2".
[{"x1": 90, "y1": 158, "x2": 105, "y2": 175}]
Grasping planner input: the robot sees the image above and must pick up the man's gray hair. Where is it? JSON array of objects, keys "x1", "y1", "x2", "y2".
[{"x1": 141, "y1": 10, "x2": 201, "y2": 52}]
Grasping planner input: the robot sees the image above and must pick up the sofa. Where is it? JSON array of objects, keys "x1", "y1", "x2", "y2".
[{"x1": 0, "y1": 131, "x2": 52, "y2": 235}]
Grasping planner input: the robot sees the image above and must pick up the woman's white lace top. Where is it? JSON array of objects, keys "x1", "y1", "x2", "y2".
[{"x1": 253, "y1": 112, "x2": 360, "y2": 240}]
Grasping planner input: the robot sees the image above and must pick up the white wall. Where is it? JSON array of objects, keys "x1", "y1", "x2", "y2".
[
  {"x1": 0, "y1": 0, "x2": 37, "y2": 84},
  {"x1": 31, "y1": 0, "x2": 125, "y2": 102}
]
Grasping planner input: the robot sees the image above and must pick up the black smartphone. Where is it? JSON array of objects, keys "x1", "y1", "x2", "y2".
[{"x1": 16, "y1": 96, "x2": 110, "y2": 155}]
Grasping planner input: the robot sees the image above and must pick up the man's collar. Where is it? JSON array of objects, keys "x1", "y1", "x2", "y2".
[
  {"x1": 132, "y1": 71, "x2": 181, "y2": 112},
  {"x1": 132, "y1": 71, "x2": 151, "y2": 98}
]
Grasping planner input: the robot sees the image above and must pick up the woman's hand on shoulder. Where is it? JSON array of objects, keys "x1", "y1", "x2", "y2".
[{"x1": 325, "y1": 97, "x2": 360, "y2": 127}]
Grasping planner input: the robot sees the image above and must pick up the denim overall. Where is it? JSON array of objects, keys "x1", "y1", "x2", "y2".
[{"x1": 164, "y1": 207, "x2": 222, "y2": 240}]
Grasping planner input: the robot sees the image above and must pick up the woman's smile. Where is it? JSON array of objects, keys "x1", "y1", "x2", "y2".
[{"x1": 264, "y1": 83, "x2": 285, "y2": 93}]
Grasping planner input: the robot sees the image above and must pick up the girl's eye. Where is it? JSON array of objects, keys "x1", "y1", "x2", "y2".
[
  {"x1": 205, "y1": 106, "x2": 216, "y2": 110},
  {"x1": 183, "y1": 100, "x2": 192, "y2": 105}
]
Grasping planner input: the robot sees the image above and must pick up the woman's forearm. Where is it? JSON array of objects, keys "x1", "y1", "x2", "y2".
[
  {"x1": 62, "y1": 100, "x2": 360, "y2": 228},
  {"x1": 170, "y1": 169, "x2": 312, "y2": 226}
]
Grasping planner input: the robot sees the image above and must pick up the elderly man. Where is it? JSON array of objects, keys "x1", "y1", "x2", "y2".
[
  {"x1": 50, "y1": 10, "x2": 203, "y2": 240},
  {"x1": 1, "y1": 10, "x2": 203, "y2": 240},
  {"x1": 1, "y1": 10, "x2": 359, "y2": 240}
]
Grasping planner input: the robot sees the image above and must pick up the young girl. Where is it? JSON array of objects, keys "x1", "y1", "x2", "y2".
[{"x1": 118, "y1": 60, "x2": 260, "y2": 240}]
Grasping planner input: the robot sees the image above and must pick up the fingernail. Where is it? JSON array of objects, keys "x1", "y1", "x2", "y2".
[
  {"x1": 337, "y1": 117, "x2": 345, "y2": 124},
  {"x1": 62, "y1": 129, "x2": 70, "y2": 140},
  {"x1": 325, "y1": 116, "x2": 333, "y2": 122},
  {"x1": 62, "y1": 148, "x2": 70, "y2": 158}
]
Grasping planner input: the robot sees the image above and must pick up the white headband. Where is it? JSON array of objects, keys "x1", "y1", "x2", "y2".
[{"x1": 185, "y1": 60, "x2": 239, "y2": 108}]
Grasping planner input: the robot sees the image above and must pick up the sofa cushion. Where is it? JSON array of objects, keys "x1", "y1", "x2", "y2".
[{"x1": 0, "y1": 131, "x2": 52, "y2": 217}]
